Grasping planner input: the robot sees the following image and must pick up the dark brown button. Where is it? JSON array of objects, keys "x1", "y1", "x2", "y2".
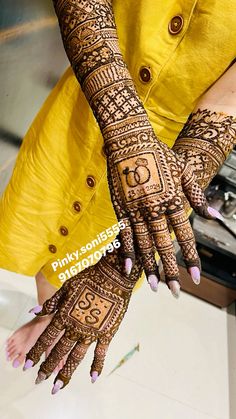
[
  {"x1": 48, "y1": 244, "x2": 57, "y2": 253},
  {"x1": 59, "y1": 226, "x2": 68, "y2": 236},
  {"x1": 168, "y1": 15, "x2": 184, "y2": 35},
  {"x1": 86, "y1": 176, "x2": 96, "y2": 188},
  {"x1": 73, "y1": 201, "x2": 81, "y2": 212},
  {"x1": 139, "y1": 66, "x2": 152, "y2": 83}
]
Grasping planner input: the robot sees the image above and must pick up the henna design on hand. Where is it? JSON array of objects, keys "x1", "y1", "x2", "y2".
[
  {"x1": 52, "y1": 0, "x2": 211, "y2": 284},
  {"x1": 173, "y1": 108, "x2": 236, "y2": 191},
  {"x1": 25, "y1": 248, "x2": 142, "y2": 390}
]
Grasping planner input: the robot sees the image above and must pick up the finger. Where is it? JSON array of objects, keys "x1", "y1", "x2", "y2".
[
  {"x1": 107, "y1": 164, "x2": 136, "y2": 274},
  {"x1": 23, "y1": 315, "x2": 64, "y2": 369},
  {"x1": 167, "y1": 207, "x2": 201, "y2": 284},
  {"x1": 35, "y1": 328, "x2": 79, "y2": 384},
  {"x1": 52, "y1": 339, "x2": 91, "y2": 393},
  {"x1": 119, "y1": 217, "x2": 135, "y2": 274},
  {"x1": 149, "y1": 216, "x2": 180, "y2": 297},
  {"x1": 181, "y1": 164, "x2": 222, "y2": 220},
  {"x1": 29, "y1": 286, "x2": 66, "y2": 317},
  {"x1": 132, "y1": 220, "x2": 160, "y2": 291},
  {"x1": 168, "y1": 280, "x2": 181, "y2": 299},
  {"x1": 90, "y1": 340, "x2": 110, "y2": 382},
  {"x1": 207, "y1": 206, "x2": 224, "y2": 221}
]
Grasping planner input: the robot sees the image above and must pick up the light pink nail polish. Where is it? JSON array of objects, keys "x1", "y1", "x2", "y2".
[
  {"x1": 5, "y1": 350, "x2": 10, "y2": 361},
  {"x1": 189, "y1": 267, "x2": 201, "y2": 284},
  {"x1": 125, "y1": 258, "x2": 132, "y2": 276},
  {"x1": 28, "y1": 305, "x2": 42, "y2": 314},
  {"x1": 207, "y1": 207, "x2": 224, "y2": 221},
  {"x1": 13, "y1": 359, "x2": 20, "y2": 368},
  {"x1": 51, "y1": 380, "x2": 63, "y2": 395},
  {"x1": 148, "y1": 275, "x2": 158, "y2": 292},
  {"x1": 91, "y1": 371, "x2": 98, "y2": 383},
  {"x1": 23, "y1": 359, "x2": 34, "y2": 371}
]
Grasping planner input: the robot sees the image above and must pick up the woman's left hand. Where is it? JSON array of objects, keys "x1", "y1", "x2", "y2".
[{"x1": 23, "y1": 249, "x2": 141, "y2": 394}]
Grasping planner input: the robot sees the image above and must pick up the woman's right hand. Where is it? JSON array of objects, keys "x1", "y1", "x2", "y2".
[{"x1": 105, "y1": 119, "x2": 215, "y2": 291}]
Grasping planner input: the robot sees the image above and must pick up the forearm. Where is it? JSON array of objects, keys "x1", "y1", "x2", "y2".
[
  {"x1": 53, "y1": 0, "x2": 156, "y2": 149},
  {"x1": 173, "y1": 63, "x2": 236, "y2": 190}
]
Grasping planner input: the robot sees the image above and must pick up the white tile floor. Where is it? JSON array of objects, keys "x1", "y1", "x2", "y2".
[{"x1": 0, "y1": 268, "x2": 232, "y2": 419}]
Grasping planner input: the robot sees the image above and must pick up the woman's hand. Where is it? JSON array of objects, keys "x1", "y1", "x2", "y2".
[
  {"x1": 105, "y1": 118, "x2": 213, "y2": 287},
  {"x1": 23, "y1": 248, "x2": 142, "y2": 394},
  {"x1": 52, "y1": 0, "x2": 216, "y2": 288}
]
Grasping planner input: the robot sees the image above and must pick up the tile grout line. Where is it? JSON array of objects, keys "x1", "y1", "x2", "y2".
[{"x1": 114, "y1": 372, "x2": 222, "y2": 419}]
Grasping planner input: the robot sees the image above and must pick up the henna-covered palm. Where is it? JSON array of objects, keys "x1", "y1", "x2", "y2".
[
  {"x1": 24, "y1": 249, "x2": 142, "y2": 392},
  {"x1": 52, "y1": 0, "x2": 214, "y2": 287}
]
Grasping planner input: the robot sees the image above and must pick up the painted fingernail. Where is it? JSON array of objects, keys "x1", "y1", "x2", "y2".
[
  {"x1": 35, "y1": 371, "x2": 47, "y2": 384},
  {"x1": 5, "y1": 350, "x2": 10, "y2": 361},
  {"x1": 189, "y1": 267, "x2": 201, "y2": 284},
  {"x1": 169, "y1": 281, "x2": 180, "y2": 299},
  {"x1": 207, "y1": 207, "x2": 224, "y2": 221},
  {"x1": 51, "y1": 379, "x2": 63, "y2": 395},
  {"x1": 91, "y1": 371, "x2": 98, "y2": 383},
  {"x1": 125, "y1": 258, "x2": 133, "y2": 276},
  {"x1": 13, "y1": 359, "x2": 20, "y2": 368},
  {"x1": 148, "y1": 274, "x2": 158, "y2": 292},
  {"x1": 29, "y1": 305, "x2": 42, "y2": 314},
  {"x1": 23, "y1": 359, "x2": 34, "y2": 371}
]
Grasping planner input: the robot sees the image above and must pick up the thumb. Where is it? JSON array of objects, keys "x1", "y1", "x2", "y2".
[{"x1": 29, "y1": 286, "x2": 65, "y2": 316}]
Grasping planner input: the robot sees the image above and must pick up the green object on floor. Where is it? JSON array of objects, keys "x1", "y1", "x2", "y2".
[{"x1": 108, "y1": 343, "x2": 140, "y2": 376}]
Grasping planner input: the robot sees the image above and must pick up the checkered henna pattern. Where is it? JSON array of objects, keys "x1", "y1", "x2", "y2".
[
  {"x1": 25, "y1": 247, "x2": 142, "y2": 390},
  {"x1": 52, "y1": 0, "x2": 210, "y2": 283}
]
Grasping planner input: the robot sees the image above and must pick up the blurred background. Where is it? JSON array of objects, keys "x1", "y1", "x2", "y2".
[
  {"x1": 0, "y1": 0, "x2": 67, "y2": 195},
  {"x1": 0, "y1": 1, "x2": 236, "y2": 419}
]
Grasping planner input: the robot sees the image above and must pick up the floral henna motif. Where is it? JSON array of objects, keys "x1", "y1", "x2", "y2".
[{"x1": 25, "y1": 247, "x2": 142, "y2": 390}]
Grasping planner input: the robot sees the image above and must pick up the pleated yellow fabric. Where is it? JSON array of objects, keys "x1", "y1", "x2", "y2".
[{"x1": 0, "y1": 0, "x2": 236, "y2": 289}]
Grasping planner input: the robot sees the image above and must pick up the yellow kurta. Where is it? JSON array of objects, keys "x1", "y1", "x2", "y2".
[{"x1": 0, "y1": 0, "x2": 236, "y2": 289}]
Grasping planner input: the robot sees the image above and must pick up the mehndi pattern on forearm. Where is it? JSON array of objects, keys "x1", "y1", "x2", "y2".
[
  {"x1": 52, "y1": 0, "x2": 210, "y2": 284},
  {"x1": 174, "y1": 109, "x2": 236, "y2": 190}
]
